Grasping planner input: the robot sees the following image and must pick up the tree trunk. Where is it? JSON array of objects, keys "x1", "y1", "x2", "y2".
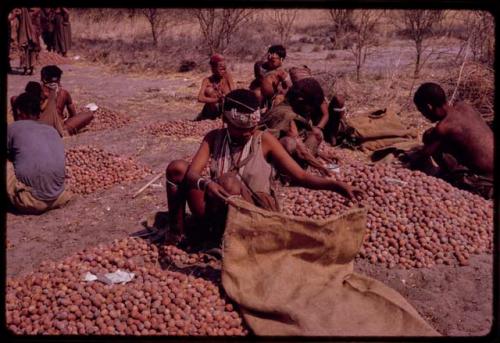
[
  {"x1": 151, "y1": 22, "x2": 158, "y2": 46},
  {"x1": 414, "y1": 40, "x2": 422, "y2": 78}
]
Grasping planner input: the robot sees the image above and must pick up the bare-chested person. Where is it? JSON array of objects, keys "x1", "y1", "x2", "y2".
[
  {"x1": 406, "y1": 82, "x2": 493, "y2": 199},
  {"x1": 249, "y1": 45, "x2": 292, "y2": 110},
  {"x1": 196, "y1": 54, "x2": 235, "y2": 120},
  {"x1": 38, "y1": 65, "x2": 94, "y2": 136}
]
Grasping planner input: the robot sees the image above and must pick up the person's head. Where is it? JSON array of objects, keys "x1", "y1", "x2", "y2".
[
  {"x1": 41, "y1": 65, "x2": 63, "y2": 84},
  {"x1": 13, "y1": 93, "x2": 41, "y2": 120},
  {"x1": 267, "y1": 45, "x2": 286, "y2": 68},
  {"x1": 413, "y1": 82, "x2": 447, "y2": 122},
  {"x1": 222, "y1": 89, "x2": 261, "y2": 144},
  {"x1": 209, "y1": 54, "x2": 226, "y2": 77},
  {"x1": 25, "y1": 81, "x2": 45, "y2": 101},
  {"x1": 286, "y1": 78, "x2": 324, "y2": 117}
]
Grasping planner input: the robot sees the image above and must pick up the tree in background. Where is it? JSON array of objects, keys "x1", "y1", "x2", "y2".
[
  {"x1": 136, "y1": 8, "x2": 184, "y2": 47},
  {"x1": 193, "y1": 9, "x2": 253, "y2": 55},
  {"x1": 349, "y1": 10, "x2": 380, "y2": 82},
  {"x1": 328, "y1": 9, "x2": 354, "y2": 49},
  {"x1": 271, "y1": 9, "x2": 298, "y2": 46},
  {"x1": 398, "y1": 10, "x2": 445, "y2": 78},
  {"x1": 459, "y1": 11, "x2": 494, "y2": 67}
]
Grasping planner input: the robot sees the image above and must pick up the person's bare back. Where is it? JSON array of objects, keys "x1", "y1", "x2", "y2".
[{"x1": 436, "y1": 101, "x2": 493, "y2": 177}]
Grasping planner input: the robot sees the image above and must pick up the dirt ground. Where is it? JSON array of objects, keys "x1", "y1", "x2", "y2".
[{"x1": 5, "y1": 51, "x2": 494, "y2": 337}]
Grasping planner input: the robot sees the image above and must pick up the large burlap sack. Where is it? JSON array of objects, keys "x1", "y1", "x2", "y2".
[
  {"x1": 345, "y1": 108, "x2": 418, "y2": 152},
  {"x1": 222, "y1": 197, "x2": 440, "y2": 336}
]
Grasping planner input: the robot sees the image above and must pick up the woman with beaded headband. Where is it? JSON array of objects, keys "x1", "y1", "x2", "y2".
[{"x1": 165, "y1": 89, "x2": 362, "y2": 247}]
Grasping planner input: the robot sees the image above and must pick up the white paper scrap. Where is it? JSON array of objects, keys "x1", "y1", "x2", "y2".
[{"x1": 85, "y1": 103, "x2": 99, "y2": 112}]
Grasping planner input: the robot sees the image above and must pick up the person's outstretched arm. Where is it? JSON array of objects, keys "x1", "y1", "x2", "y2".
[{"x1": 262, "y1": 131, "x2": 361, "y2": 200}]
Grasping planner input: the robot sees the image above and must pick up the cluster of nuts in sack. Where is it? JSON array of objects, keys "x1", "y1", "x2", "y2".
[
  {"x1": 279, "y1": 162, "x2": 493, "y2": 269},
  {"x1": 65, "y1": 146, "x2": 152, "y2": 195},
  {"x1": 6, "y1": 238, "x2": 247, "y2": 336},
  {"x1": 83, "y1": 106, "x2": 131, "y2": 132},
  {"x1": 144, "y1": 119, "x2": 222, "y2": 139},
  {"x1": 318, "y1": 144, "x2": 368, "y2": 164},
  {"x1": 160, "y1": 245, "x2": 221, "y2": 270}
]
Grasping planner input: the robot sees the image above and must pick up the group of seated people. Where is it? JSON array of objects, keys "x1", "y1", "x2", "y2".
[
  {"x1": 170, "y1": 44, "x2": 494, "y2": 247},
  {"x1": 7, "y1": 65, "x2": 94, "y2": 214},
  {"x1": 7, "y1": 45, "x2": 493, "y2": 253}
]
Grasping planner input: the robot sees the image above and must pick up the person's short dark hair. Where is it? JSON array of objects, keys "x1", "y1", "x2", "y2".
[
  {"x1": 268, "y1": 45, "x2": 286, "y2": 59},
  {"x1": 41, "y1": 65, "x2": 63, "y2": 83},
  {"x1": 224, "y1": 89, "x2": 260, "y2": 113},
  {"x1": 414, "y1": 82, "x2": 447, "y2": 108},
  {"x1": 25, "y1": 81, "x2": 43, "y2": 99},
  {"x1": 13, "y1": 93, "x2": 41, "y2": 117},
  {"x1": 286, "y1": 78, "x2": 324, "y2": 108}
]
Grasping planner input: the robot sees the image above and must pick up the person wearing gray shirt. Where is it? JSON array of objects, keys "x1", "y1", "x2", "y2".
[{"x1": 7, "y1": 92, "x2": 72, "y2": 214}]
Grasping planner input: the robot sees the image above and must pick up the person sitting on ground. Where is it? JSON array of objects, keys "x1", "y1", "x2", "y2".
[
  {"x1": 165, "y1": 89, "x2": 361, "y2": 247},
  {"x1": 249, "y1": 44, "x2": 292, "y2": 110},
  {"x1": 260, "y1": 78, "x2": 338, "y2": 176},
  {"x1": 404, "y1": 82, "x2": 493, "y2": 199},
  {"x1": 196, "y1": 53, "x2": 235, "y2": 121},
  {"x1": 289, "y1": 65, "x2": 347, "y2": 146},
  {"x1": 7, "y1": 92, "x2": 72, "y2": 214},
  {"x1": 39, "y1": 64, "x2": 94, "y2": 136}
]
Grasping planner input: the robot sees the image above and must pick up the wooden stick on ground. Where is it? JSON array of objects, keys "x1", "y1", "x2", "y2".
[{"x1": 132, "y1": 172, "x2": 163, "y2": 199}]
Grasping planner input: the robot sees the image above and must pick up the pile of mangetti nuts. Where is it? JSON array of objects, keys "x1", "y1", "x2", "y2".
[
  {"x1": 83, "y1": 106, "x2": 131, "y2": 132},
  {"x1": 65, "y1": 146, "x2": 152, "y2": 195},
  {"x1": 6, "y1": 238, "x2": 246, "y2": 336},
  {"x1": 144, "y1": 119, "x2": 222, "y2": 139},
  {"x1": 37, "y1": 51, "x2": 72, "y2": 66},
  {"x1": 279, "y1": 160, "x2": 493, "y2": 269}
]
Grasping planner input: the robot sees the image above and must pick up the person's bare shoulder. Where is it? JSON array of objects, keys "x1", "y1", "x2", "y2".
[
  {"x1": 59, "y1": 88, "x2": 72, "y2": 103},
  {"x1": 453, "y1": 100, "x2": 481, "y2": 119},
  {"x1": 261, "y1": 130, "x2": 280, "y2": 148},
  {"x1": 203, "y1": 128, "x2": 223, "y2": 144}
]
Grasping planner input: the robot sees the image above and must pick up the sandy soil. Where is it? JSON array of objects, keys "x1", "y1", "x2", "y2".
[{"x1": 5, "y1": 55, "x2": 494, "y2": 337}]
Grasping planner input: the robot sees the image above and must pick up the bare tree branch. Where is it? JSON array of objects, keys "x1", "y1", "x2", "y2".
[
  {"x1": 193, "y1": 9, "x2": 253, "y2": 55},
  {"x1": 271, "y1": 9, "x2": 298, "y2": 46},
  {"x1": 396, "y1": 10, "x2": 445, "y2": 77}
]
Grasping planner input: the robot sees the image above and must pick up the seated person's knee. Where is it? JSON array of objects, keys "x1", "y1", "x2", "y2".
[{"x1": 166, "y1": 160, "x2": 189, "y2": 185}]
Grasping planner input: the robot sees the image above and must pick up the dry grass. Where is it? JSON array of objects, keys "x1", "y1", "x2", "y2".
[{"x1": 68, "y1": 8, "x2": 494, "y2": 127}]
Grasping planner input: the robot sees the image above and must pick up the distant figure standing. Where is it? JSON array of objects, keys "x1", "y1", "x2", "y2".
[
  {"x1": 196, "y1": 54, "x2": 235, "y2": 120},
  {"x1": 40, "y1": 8, "x2": 55, "y2": 52},
  {"x1": 7, "y1": 8, "x2": 22, "y2": 73},
  {"x1": 53, "y1": 7, "x2": 71, "y2": 57},
  {"x1": 15, "y1": 8, "x2": 37, "y2": 75},
  {"x1": 29, "y1": 8, "x2": 42, "y2": 65}
]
